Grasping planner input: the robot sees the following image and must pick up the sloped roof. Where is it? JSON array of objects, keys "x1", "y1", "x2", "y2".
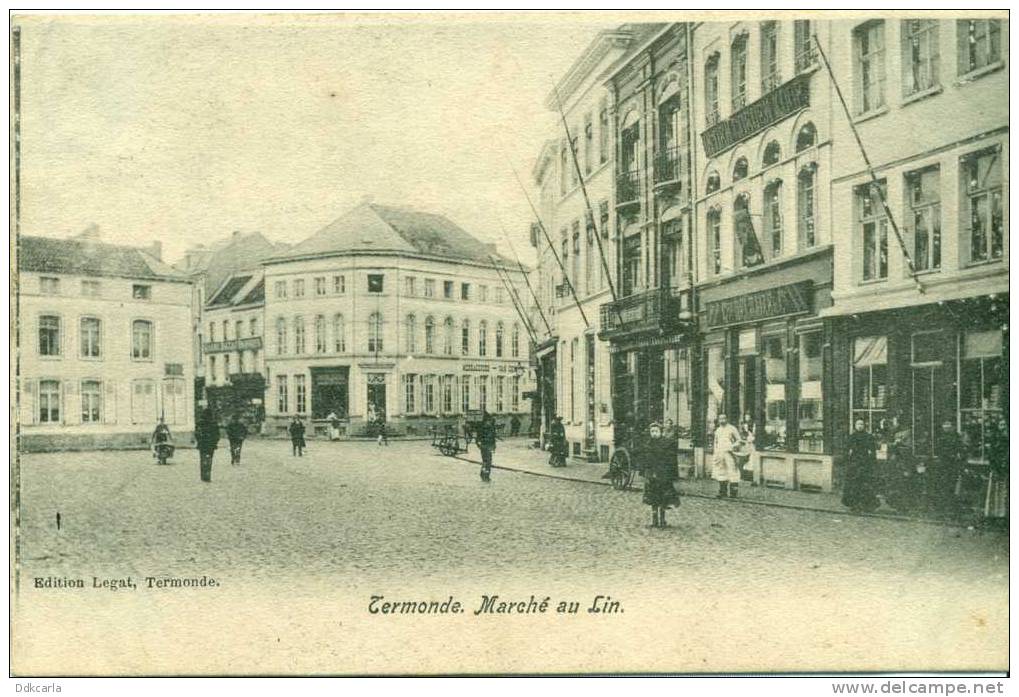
[
  {"x1": 179, "y1": 231, "x2": 287, "y2": 296},
  {"x1": 271, "y1": 203, "x2": 509, "y2": 265},
  {"x1": 18, "y1": 235, "x2": 185, "y2": 281},
  {"x1": 205, "y1": 273, "x2": 264, "y2": 310},
  {"x1": 208, "y1": 274, "x2": 253, "y2": 307}
]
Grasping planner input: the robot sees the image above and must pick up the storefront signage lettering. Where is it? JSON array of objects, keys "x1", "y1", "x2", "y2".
[
  {"x1": 701, "y1": 73, "x2": 810, "y2": 158},
  {"x1": 203, "y1": 337, "x2": 263, "y2": 354},
  {"x1": 705, "y1": 281, "x2": 812, "y2": 329},
  {"x1": 462, "y1": 364, "x2": 491, "y2": 373}
]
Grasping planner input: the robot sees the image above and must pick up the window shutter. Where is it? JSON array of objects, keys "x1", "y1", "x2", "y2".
[
  {"x1": 19, "y1": 379, "x2": 35, "y2": 426},
  {"x1": 63, "y1": 380, "x2": 80, "y2": 425},
  {"x1": 104, "y1": 381, "x2": 118, "y2": 424}
]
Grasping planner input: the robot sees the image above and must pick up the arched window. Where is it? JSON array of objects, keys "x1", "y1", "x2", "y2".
[
  {"x1": 315, "y1": 315, "x2": 327, "y2": 353},
  {"x1": 764, "y1": 180, "x2": 784, "y2": 258},
  {"x1": 707, "y1": 208, "x2": 722, "y2": 275},
  {"x1": 443, "y1": 317, "x2": 454, "y2": 356},
  {"x1": 735, "y1": 194, "x2": 763, "y2": 268},
  {"x1": 293, "y1": 316, "x2": 305, "y2": 354},
  {"x1": 131, "y1": 320, "x2": 153, "y2": 360},
  {"x1": 478, "y1": 320, "x2": 488, "y2": 357},
  {"x1": 333, "y1": 314, "x2": 346, "y2": 353},
  {"x1": 461, "y1": 319, "x2": 471, "y2": 356},
  {"x1": 424, "y1": 316, "x2": 436, "y2": 354},
  {"x1": 705, "y1": 171, "x2": 721, "y2": 194},
  {"x1": 797, "y1": 166, "x2": 817, "y2": 250},
  {"x1": 732, "y1": 157, "x2": 749, "y2": 182},
  {"x1": 763, "y1": 141, "x2": 781, "y2": 167},
  {"x1": 796, "y1": 122, "x2": 817, "y2": 152},
  {"x1": 731, "y1": 33, "x2": 749, "y2": 111},
  {"x1": 367, "y1": 313, "x2": 383, "y2": 353},
  {"x1": 704, "y1": 53, "x2": 720, "y2": 125},
  {"x1": 495, "y1": 322, "x2": 505, "y2": 358},
  {"x1": 405, "y1": 314, "x2": 417, "y2": 353},
  {"x1": 511, "y1": 323, "x2": 520, "y2": 358},
  {"x1": 276, "y1": 317, "x2": 287, "y2": 355}
]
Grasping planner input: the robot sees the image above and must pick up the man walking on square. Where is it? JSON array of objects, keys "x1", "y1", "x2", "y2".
[
  {"x1": 226, "y1": 413, "x2": 247, "y2": 466},
  {"x1": 289, "y1": 416, "x2": 306, "y2": 457},
  {"x1": 712, "y1": 413, "x2": 742, "y2": 498},
  {"x1": 477, "y1": 411, "x2": 497, "y2": 482},
  {"x1": 195, "y1": 408, "x2": 220, "y2": 483}
]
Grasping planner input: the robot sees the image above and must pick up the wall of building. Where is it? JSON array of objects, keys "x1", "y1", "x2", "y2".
[
  {"x1": 19, "y1": 271, "x2": 194, "y2": 451},
  {"x1": 262, "y1": 253, "x2": 532, "y2": 437}
]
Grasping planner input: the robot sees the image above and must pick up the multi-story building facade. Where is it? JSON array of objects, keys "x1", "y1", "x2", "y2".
[
  {"x1": 690, "y1": 18, "x2": 837, "y2": 489},
  {"x1": 824, "y1": 17, "x2": 1008, "y2": 477},
  {"x1": 18, "y1": 233, "x2": 194, "y2": 451},
  {"x1": 528, "y1": 26, "x2": 644, "y2": 462},
  {"x1": 263, "y1": 202, "x2": 532, "y2": 438},
  {"x1": 203, "y1": 272, "x2": 267, "y2": 426},
  {"x1": 177, "y1": 231, "x2": 285, "y2": 408},
  {"x1": 599, "y1": 23, "x2": 700, "y2": 466}
]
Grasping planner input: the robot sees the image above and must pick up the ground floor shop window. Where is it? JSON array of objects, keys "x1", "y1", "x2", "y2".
[
  {"x1": 511, "y1": 376, "x2": 520, "y2": 411},
  {"x1": 404, "y1": 374, "x2": 416, "y2": 414},
  {"x1": 797, "y1": 331, "x2": 824, "y2": 453},
  {"x1": 762, "y1": 333, "x2": 787, "y2": 449},
  {"x1": 277, "y1": 376, "x2": 288, "y2": 413},
  {"x1": 851, "y1": 335, "x2": 888, "y2": 433},
  {"x1": 462, "y1": 378, "x2": 471, "y2": 413},
  {"x1": 80, "y1": 380, "x2": 102, "y2": 424},
  {"x1": 442, "y1": 375, "x2": 455, "y2": 414},
  {"x1": 961, "y1": 330, "x2": 1005, "y2": 462},
  {"x1": 294, "y1": 375, "x2": 307, "y2": 414},
  {"x1": 423, "y1": 376, "x2": 436, "y2": 414},
  {"x1": 663, "y1": 348, "x2": 692, "y2": 441},
  {"x1": 477, "y1": 376, "x2": 487, "y2": 412},
  {"x1": 704, "y1": 344, "x2": 725, "y2": 448},
  {"x1": 495, "y1": 376, "x2": 505, "y2": 413}
]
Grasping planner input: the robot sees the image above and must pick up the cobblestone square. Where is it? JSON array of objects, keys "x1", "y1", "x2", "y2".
[{"x1": 13, "y1": 439, "x2": 1008, "y2": 674}]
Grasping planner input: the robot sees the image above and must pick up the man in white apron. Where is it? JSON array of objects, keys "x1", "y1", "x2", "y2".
[{"x1": 713, "y1": 413, "x2": 742, "y2": 498}]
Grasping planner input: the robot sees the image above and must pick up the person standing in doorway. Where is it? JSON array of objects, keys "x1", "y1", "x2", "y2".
[
  {"x1": 641, "y1": 422, "x2": 680, "y2": 528},
  {"x1": 712, "y1": 413, "x2": 742, "y2": 498},
  {"x1": 326, "y1": 411, "x2": 341, "y2": 441},
  {"x1": 195, "y1": 408, "x2": 220, "y2": 482},
  {"x1": 226, "y1": 413, "x2": 247, "y2": 466},
  {"x1": 289, "y1": 416, "x2": 306, "y2": 457},
  {"x1": 842, "y1": 418, "x2": 880, "y2": 513},
  {"x1": 477, "y1": 411, "x2": 497, "y2": 482},
  {"x1": 932, "y1": 419, "x2": 967, "y2": 519},
  {"x1": 510, "y1": 414, "x2": 521, "y2": 437}
]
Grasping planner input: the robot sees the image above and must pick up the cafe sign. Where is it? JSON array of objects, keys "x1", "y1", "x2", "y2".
[
  {"x1": 701, "y1": 73, "x2": 810, "y2": 159},
  {"x1": 705, "y1": 281, "x2": 812, "y2": 329}
]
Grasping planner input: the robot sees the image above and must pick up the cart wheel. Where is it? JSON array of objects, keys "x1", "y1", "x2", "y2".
[{"x1": 610, "y1": 448, "x2": 631, "y2": 490}]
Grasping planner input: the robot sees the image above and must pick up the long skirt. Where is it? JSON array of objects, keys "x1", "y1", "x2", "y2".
[
  {"x1": 643, "y1": 476, "x2": 680, "y2": 509},
  {"x1": 712, "y1": 451, "x2": 740, "y2": 483}
]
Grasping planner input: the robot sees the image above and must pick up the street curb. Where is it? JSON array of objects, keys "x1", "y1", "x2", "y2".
[{"x1": 449, "y1": 453, "x2": 978, "y2": 530}]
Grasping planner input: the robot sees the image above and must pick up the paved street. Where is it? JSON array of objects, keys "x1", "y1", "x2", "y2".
[{"x1": 13, "y1": 439, "x2": 1008, "y2": 674}]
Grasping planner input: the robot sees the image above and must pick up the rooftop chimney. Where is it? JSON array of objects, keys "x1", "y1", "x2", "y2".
[
  {"x1": 148, "y1": 241, "x2": 163, "y2": 261},
  {"x1": 76, "y1": 223, "x2": 101, "y2": 240}
]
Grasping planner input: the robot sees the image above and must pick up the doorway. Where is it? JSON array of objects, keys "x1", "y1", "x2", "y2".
[{"x1": 366, "y1": 375, "x2": 387, "y2": 422}]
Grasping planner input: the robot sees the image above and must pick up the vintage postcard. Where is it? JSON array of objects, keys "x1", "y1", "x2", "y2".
[{"x1": 10, "y1": 10, "x2": 1008, "y2": 677}]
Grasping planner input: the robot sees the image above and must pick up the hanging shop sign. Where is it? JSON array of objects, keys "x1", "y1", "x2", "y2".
[
  {"x1": 701, "y1": 73, "x2": 811, "y2": 158},
  {"x1": 705, "y1": 281, "x2": 812, "y2": 329}
]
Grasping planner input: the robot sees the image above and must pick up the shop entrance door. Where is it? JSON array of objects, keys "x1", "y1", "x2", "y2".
[
  {"x1": 910, "y1": 331, "x2": 957, "y2": 458},
  {"x1": 366, "y1": 375, "x2": 387, "y2": 421}
]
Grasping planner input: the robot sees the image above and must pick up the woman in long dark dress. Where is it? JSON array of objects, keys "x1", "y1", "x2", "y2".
[
  {"x1": 641, "y1": 422, "x2": 680, "y2": 528},
  {"x1": 842, "y1": 418, "x2": 880, "y2": 513}
]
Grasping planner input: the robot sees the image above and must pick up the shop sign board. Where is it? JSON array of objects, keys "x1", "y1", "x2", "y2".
[{"x1": 705, "y1": 281, "x2": 812, "y2": 329}]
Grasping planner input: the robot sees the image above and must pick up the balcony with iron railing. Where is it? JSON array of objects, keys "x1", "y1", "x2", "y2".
[
  {"x1": 598, "y1": 287, "x2": 694, "y2": 340},
  {"x1": 616, "y1": 169, "x2": 640, "y2": 206},
  {"x1": 654, "y1": 146, "x2": 687, "y2": 186},
  {"x1": 794, "y1": 44, "x2": 817, "y2": 74}
]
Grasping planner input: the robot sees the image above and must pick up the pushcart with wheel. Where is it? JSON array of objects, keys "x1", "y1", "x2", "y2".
[{"x1": 607, "y1": 442, "x2": 638, "y2": 490}]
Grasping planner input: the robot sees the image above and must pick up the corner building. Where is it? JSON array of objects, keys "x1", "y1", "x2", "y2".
[{"x1": 263, "y1": 203, "x2": 531, "y2": 438}]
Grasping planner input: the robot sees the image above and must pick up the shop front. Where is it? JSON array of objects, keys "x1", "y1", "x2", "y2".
[
  {"x1": 696, "y1": 247, "x2": 835, "y2": 491},
  {"x1": 600, "y1": 287, "x2": 697, "y2": 468},
  {"x1": 828, "y1": 294, "x2": 1008, "y2": 510}
]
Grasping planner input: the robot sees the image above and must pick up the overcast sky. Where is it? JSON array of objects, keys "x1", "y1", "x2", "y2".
[{"x1": 17, "y1": 14, "x2": 616, "y2": 265}]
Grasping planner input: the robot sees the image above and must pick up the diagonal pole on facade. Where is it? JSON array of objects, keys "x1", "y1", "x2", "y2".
[
  {"x1": 500, "y1": 226, "x2": 554, "y2": 338},
  {"x1": 812, "y1": 34, "x2": 925, "y2": 295},
  {"x1": 553, "y1": 87, "x2": 625, "y2": 328},
  {"x1": 510, "y1": 163, "x2": 591, "y2": 328},
  {"x1": 488, "y1": 254, "x2": 539, "y2": 347},
  {"x1": 492, "y1": 256, "x2": 539, "y2": 345}
]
